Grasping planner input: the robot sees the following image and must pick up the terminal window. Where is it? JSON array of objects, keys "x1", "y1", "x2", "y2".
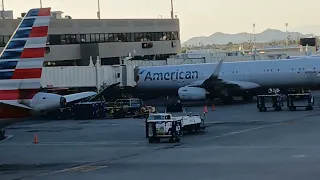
[{"x1": 45, "y1": 31, "x2": 180, "y2": 45}]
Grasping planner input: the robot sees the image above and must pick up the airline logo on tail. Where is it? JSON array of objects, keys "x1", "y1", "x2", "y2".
[{"x1": 0, "y1": 8, "x2": 51, "y2": 106}]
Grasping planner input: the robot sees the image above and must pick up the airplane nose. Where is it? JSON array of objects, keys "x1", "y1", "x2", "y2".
[{"x1": 60, "y1": 96, "x2": 67, "y2": 107}]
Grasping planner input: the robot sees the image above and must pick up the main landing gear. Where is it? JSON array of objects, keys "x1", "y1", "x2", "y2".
[
  {"x1": 220, "y1": 95, "x2": 234, "y2": 105},
  {"x1": 0, "y1": 129, "x2": 5, "y2": 141},
  {"x1": 242, "y1": 92, "x2": 254, "y2": 102}
]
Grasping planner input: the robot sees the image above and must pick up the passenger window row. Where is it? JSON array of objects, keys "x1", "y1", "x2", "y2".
[
  {"x1": 220, "y1": 67, "x2": 317, "y2": 74},
  {"x1": 48, "y1": 32, "x2": 180, "y2": 45}
]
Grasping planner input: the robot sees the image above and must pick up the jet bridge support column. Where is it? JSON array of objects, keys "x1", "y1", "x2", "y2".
[
  {"x1": 96, "y1": 56, "x2": 102, "y2": 92},
  {"x1": 121, "y1": 65, "x2": 127, "y2": 87}
]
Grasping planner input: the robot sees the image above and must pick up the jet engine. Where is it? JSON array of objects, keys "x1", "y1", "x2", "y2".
[
  {"x1": 178, "y1": 86, "x2": 207, "y2": 101},
  {"x1": 30, "y1": 92, "x2": 67, "y2": 113}
]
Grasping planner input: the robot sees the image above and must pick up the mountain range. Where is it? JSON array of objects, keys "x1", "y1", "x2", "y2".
[{"x1": 183, "y1": 28, "x2": 316, "y2": 46}]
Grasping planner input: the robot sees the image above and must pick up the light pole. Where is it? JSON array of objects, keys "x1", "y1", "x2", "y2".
[
  {"x1": 252, "y1": 23, "x2": 256, "y2": 48},
  {"x1": 170, "y1": 0, "x2": 174, "y2": 19},
  {"x1": 253, "y1": 23, "x2": 256, "y2": 60},
  {"x1": 40, "y1": 0, "x2": 42, "y2": 8},
  {"x1": 97, "y1": 0, "x2": 101, "y2": 19},
  {"x1": 285, "y1": 22, "x2": 288, "y2": 46}
]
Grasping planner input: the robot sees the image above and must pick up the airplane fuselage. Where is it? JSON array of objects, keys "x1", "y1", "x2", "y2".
[{"x1": 136, "y1": 57, "x2": 320, "y2": 93}]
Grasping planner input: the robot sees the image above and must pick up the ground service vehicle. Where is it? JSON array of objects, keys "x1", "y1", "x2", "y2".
[
  {"x1": 257, "y1": 94, "x2": 284, "y2": 112},
  {"x1": 287, "y1": 93, "x2": 314, "y2": 111},
  {"x1": 146, "y1": 113, "x2": 205, "y2": 142},
  {"x1": 146, "y1": 113, "x2": 182, "y2": 143},
  {"x1": 111, "y1": 98, "x2": 143, "y2": 118}
]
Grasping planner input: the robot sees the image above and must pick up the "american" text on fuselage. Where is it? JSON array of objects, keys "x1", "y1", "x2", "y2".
[{"x1": 144, "y1": 70, "x2": 199, "y2": 81}]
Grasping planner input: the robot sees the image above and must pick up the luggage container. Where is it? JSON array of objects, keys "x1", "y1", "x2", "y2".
[
  {"x1": 287, "y1": 93, "x2": 314, "y2": 111},
  {"x1": 257, "y1": 94, "x2": 284, "y2": 112},
  {"x1": 179, "y1": 113, "x2": 206, "y2": 134}
]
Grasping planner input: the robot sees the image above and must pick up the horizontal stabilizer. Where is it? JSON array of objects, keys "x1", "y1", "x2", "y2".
[
  {"x1": 63, "y1": 92, "x2": 98, "y2": 103},
  {"x1": 0, "y1": 101, "x2": 32, "y2": 110}
]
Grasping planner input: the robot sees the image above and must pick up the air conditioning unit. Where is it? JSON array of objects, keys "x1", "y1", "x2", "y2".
[{"x1": 65, "y1": 15, "x2": 72, "y2": 19}]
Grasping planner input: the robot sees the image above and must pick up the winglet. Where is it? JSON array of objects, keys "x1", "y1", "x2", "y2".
[{"x1": 211, "y1": 59, "x2": 224, "y2": 79}]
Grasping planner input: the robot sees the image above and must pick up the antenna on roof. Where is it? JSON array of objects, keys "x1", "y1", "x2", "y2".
[
  {"x1": 170, "y1": 0, "x2": 174, "y2": 19},
  {"x1": 97, "y1": 0, "x2": 101, "y2": 19},
  {"x1": 1, "y1": 0, "x2": 4, "y2": 19}
]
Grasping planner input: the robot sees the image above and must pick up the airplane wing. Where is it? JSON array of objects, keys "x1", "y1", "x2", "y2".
[
  {"x1": 0, "y1": 101, "x2": 32, "y2": 110},
  {"x1": 188, "y1": 59, "x2": 261, "y2": 90},
  {"x1": 217, "y1": 80, "x2": 261, "y2": 90},
  {"x1": 63, "y1": 92, "x2": 97, "y2": 103}
]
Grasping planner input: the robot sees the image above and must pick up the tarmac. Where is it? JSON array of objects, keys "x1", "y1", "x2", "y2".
[{"x1": 1, "y1": 101, "x2": 320, "y2": 180}]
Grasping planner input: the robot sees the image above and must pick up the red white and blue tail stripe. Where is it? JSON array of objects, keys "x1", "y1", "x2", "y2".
[{"x1": 0, "y1": 8, "x2": 51, "y2": 108}]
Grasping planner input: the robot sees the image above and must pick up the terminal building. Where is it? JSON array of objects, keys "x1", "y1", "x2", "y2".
[{"x1": 0, "y1": 11, "x2": 181, "y2": 66}]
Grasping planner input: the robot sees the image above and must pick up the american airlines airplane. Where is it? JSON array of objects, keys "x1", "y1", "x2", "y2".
[
  {"x1": 135, "y1": 57, "x2": 320, "y2": 103},
  {"x1": 0, "y1": 8, "x2": 96, "y2": 136}
]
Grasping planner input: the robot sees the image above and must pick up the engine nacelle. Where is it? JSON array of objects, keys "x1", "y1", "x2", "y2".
[
  {"x1": 30, "y1": 92, "x2": 67, "y2": 113},
  {"x1": 178, "y1": 86, "x2": 207, "y2": 101}
]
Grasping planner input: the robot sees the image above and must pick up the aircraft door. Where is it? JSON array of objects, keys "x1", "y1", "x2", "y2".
[
  {"x1": 113, "y1": 66, "x2": 122, "y2": 84},
  {"x1": 246, "y1": 67, "x2": 253, "y2": 79},
  {"x1": 303, "y1": 60, "x2": 318, "y2": 85}
]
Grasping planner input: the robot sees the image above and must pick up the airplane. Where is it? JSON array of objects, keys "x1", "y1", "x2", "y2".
[
  {"x1": 134, "y1": 56, "x2": 320, "y2": 104},
  {"x1": 0, "y1": 8, "x2": 97, "y2": 139}
]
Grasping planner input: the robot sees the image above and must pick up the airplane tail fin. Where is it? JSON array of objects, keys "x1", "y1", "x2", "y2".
[{"x1": 0, "y1": 8, "x2": 51, "y2": 104}]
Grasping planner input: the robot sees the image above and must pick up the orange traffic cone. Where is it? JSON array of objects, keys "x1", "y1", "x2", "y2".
[
  {"x1": 33, "y1": 134, "x2": 39, "y2": 144},
  {"x1": 212, "y1": 104, "x2": 215, "y2": 111},
  {"x1": 204, "y1": 106, "x2": 208, "y2": 113}
]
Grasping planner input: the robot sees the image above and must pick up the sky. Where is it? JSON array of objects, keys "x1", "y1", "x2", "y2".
[{"x1": 4, "y1": 0, "x2": 320, "y2": 42}]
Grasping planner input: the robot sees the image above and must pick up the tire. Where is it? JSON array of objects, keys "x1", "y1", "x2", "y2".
[
  {"x1": 306, "y1": 106, "x2": 313, "y2": 111},
  {"x1": 274, "y1": 107, "x2": 282, "y2": 111},
  {"x1": 175, "y1": 137, "x2": 180, "y2": 143},
  {"x1": 289, "y1": 107, "x2": 296, "y2": 111},
  {"x1": 148, "y1": 137, "x2": 154, "y2": 143}
]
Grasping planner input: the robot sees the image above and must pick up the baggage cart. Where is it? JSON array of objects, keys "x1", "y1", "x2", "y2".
[
  {"x1": 257, "y1": 94, "x2": 284, "y2": 112},
  {"x1": 73, "y1": 101, "x2": 106, "y2": 120},
  {"x1": 287, "y1": 93, "x2": 314, "y2": 111},
  {"x1": 179, "y1": 113, "x2": 206, "y2": 134},
  {"x1": 146, "y1": 113, "x2": 182, "y2": 143}
]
